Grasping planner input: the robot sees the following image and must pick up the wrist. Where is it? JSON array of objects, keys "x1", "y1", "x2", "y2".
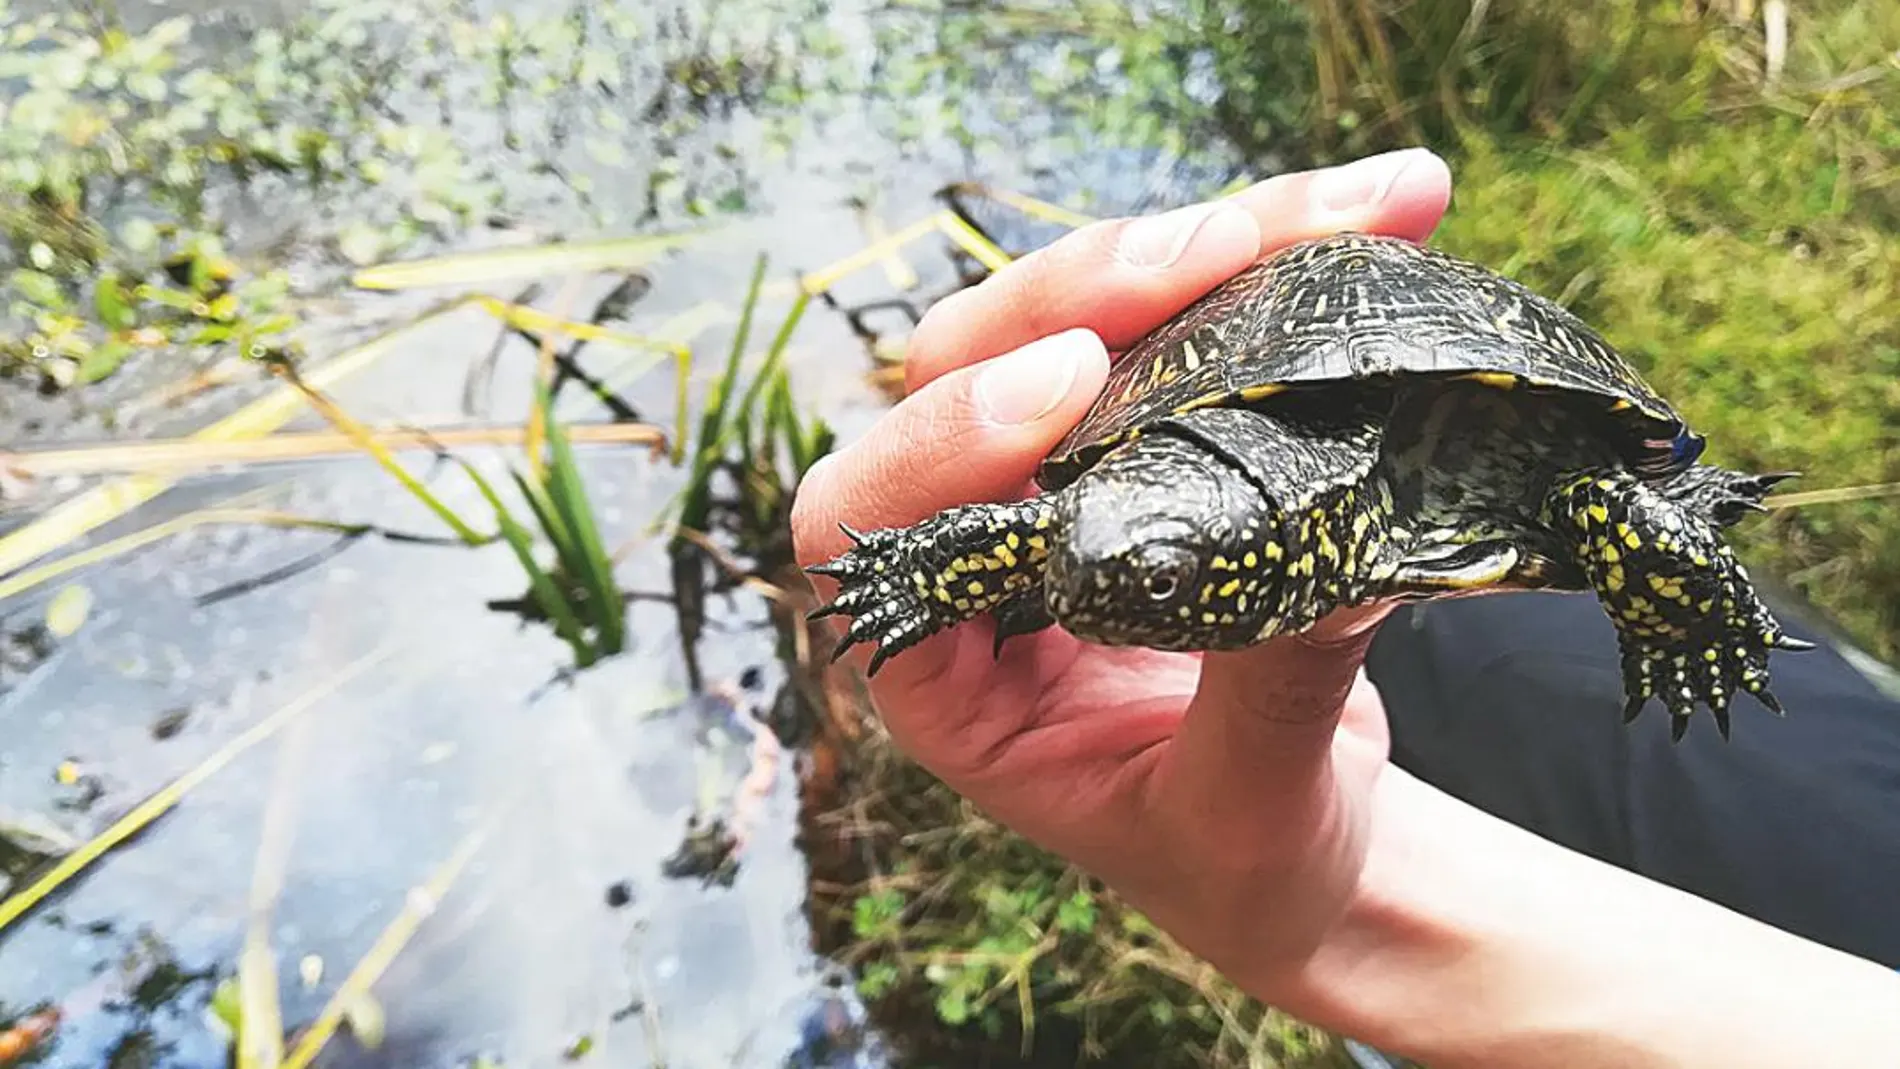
[{"x1": 1262, "y1": 767, "x2": 1900, "y2": 1068}]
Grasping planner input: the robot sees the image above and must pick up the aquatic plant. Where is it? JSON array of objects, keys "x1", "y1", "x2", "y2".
[{"x1": 0, "y1": 0, "x2": 835, "y2": 391}]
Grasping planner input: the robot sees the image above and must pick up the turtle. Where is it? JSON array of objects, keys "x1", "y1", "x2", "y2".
[{"x1": 808, "y1": 231, "x2": 1812, "y2": 740}]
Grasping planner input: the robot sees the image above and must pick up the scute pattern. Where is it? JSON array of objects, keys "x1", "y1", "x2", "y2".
[{"x1": 1046, "y1": 232, "x2": 1689, "y2": 486}]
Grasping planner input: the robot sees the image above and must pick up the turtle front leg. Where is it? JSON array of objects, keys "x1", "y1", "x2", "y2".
[
  {"x1": 807, "y1": 499, "x2": 1056, "y2": 675},
  {"x1": 1543, "y1": 469, "x2": 1812, "y2": 741}
]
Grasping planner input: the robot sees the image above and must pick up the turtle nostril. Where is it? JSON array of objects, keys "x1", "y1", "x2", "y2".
[{"x1": 1147, "y1": 574, "x2": 1177, "y2": 601}]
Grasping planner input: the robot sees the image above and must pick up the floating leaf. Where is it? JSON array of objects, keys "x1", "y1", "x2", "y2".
[
  {"x1": 74, "y1": 339, "x2": 133, "y2": 384},
  {"x1": 337, "y1": 224, "x2": 386, "y2": 266},
  {"x1": 209, "y1": 976, "x2": 244, "y2": 1037},
  {"x1": 341, "y1": 990, "x2": 386, "y2": 1049},
  {"x1": 11, "y1": 269, "x2": 65, "y2": 309},
  {"x1": 94, "y1": 276, "x2": 135, "y2": 330},
  {"x1": 44, "y1": 583, "x2": 93, "y2": 637}
]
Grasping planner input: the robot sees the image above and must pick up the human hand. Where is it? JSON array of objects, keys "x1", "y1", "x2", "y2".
[{"x1": 791, "y1": 148, "x2": 1453, "y2": 989}]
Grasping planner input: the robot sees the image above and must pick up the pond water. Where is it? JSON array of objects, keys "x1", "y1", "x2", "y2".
[{"x1": 0, "y1": 1, "x2": 1267, "y2": 1066}]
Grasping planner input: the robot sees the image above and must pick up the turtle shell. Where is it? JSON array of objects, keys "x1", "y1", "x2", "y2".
[{"x1": 1040, "y1": 232, "x2": 1702, "y2": 488}]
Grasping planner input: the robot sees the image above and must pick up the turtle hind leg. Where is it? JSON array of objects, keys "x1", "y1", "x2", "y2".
[
  {"x1": 807, "y1": 499, "x2": 1056, "y2": 675},
  {"x1": 1542, "y1": 469, "x2": 1813, "y2": 741}
]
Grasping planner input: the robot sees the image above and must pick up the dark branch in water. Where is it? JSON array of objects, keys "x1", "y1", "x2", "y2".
[{"x1": 191, "y1": 524, "x2": 471, "y2": 608}]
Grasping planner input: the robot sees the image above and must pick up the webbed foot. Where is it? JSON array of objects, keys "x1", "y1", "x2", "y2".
[
  {"x1": 1659, "y1": 465, "x2": 1798, "y2": 529},
  {"x1": 806, "y1": 500, "x2": 1054, "y2": 676},
  {"x1": 1546, "y1": 468, "x2": 1812, "y2": 741},
  {"x1": 1614, "y1": 597, "x2": 1813, "y2": 742}
]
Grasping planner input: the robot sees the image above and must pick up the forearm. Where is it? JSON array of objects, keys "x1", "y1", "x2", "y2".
[{"x1": 1281, "y1": 766, "x2": 1900, "y2": 1068}]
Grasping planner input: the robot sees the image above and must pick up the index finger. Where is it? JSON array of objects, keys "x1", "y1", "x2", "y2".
[{"x1": 907, "y1": 147, "x2": 1453, "y2": 392}]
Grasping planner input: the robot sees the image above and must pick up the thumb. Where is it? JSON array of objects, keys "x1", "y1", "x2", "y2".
[{"x1": 1146, "y1": 612, "x2": 1392, "y2": 880}]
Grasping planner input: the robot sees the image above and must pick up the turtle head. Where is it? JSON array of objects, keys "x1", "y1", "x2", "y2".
[{"x1": 1046, "y1": 433, "x2": 1286, "y2": 650}]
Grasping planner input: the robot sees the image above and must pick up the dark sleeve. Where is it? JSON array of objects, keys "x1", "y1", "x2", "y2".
[{"x1": 1365, "y1": 590, "x2": 1900, "y2": 969}]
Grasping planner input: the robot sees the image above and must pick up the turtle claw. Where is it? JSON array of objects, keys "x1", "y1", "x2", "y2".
[
  {"x1": 820, "y1": 591, "x2": 934, "y2": 676},
  {"x1": 1616, "y1": 615, "x2": 1808, "y2": 742},
  {"x1": 1670, "y1": 714, "x2": 1691, "y2": 743},
  {"x1": 1662, "y1": 467, "x2": 1800, "y2": 529},
  {"x1": 805, "y1": 500, "x2": 1056, "y2": 677},
  {"x1": 1622, "y1": 694, "x2": 1647, "y2": 724}
]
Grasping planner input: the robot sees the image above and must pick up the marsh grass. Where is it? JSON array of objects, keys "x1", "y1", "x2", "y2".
[{"x1": 803, "y1": 720, "x2": 1348, "y2": 1069}]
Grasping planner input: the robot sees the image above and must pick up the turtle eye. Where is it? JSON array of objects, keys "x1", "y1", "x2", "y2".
[{"x1": 1139, "y1": 546, "x2": 1199, "y2": 603}]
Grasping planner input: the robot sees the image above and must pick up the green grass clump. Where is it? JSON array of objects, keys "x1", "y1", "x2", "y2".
[{"x1": 811, "y1": 739, "x2": 1346, "y2": 1069}]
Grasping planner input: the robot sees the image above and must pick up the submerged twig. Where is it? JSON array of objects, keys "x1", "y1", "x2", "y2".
[
  {"x1": 0, "y1": 507, "x2": 403, "y2": 604},
  {"x1": 2, "y1": 423, "x2": 667, "y2": 478},
  {"x1": 0, "y1": 642, "x2": 401, "y2": 935},
  {"x1": 0, "y1": 297, "x2": 478, "y2": 578},
  {"x1": 279, "y1": 801, "x2": 512, "y2": 1069}
]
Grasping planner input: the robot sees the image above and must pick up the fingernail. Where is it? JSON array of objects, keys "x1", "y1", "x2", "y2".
[
  {"x1": 1117, "y1": 201, "x2": 1249, "y2": 269},
  {"x1": 976, "y1": 329, "x2": 1092, "y2": 425},
  {"x1": 1311, "y1": 148, "x2": 1430, "y2": 214}
]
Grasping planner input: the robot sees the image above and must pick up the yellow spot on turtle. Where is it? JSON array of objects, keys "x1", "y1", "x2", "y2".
[
  {"x1": 1460, "y1": 371, "x2": 1520, "y2": 390},
  {"x1": 1601, "y1": 545, "x2": 1620, "y2": 563},
  {"x1": 995, "y1": 546, "x2": 1018, "y2": 568},
  {"x1": 1201, "y1": 612, "x2": 1218, "y2": 624},
  {"x1": 1219, "y1": 579, "x2": 1241, "y2": 597},
  {"x1": 1006, "y1": 532, "x2": 1021, "y2": 550},
  {"x1": 1028, "y1": 535, "x2": 1048, "y2": 552},
  {"x1": 1211, "y1": 555, "x2": 1230, "y2": 570},
  {"x1": 1588, "y1": 504, "x2": 1610, "y2": 524},
  {"x1": 1243, "y1": 551, "x2": 1259, "y2": 568},
  {"x1": 1239, "y1": 383, "x2": 1287, "y2": 401},
  {"x1": 966, "y1": 580, "x2": 985, "y2": 595}
]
